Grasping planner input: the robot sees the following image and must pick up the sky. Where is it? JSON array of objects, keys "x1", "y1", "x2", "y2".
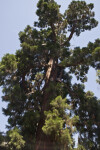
[{"x1": 0, "y1": 0, "x2": 100, "y2": 132}]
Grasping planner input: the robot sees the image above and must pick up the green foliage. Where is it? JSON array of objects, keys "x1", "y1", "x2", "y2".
[
  {"x1": 72, "y1": 88, "x2": 100, "y2": 149},
  {"x1": 7, "y1": 128, "x2": 25, "y2": 150},
  {"x1": 75, "y1": 144, "x2": 86, "y2": 150},
  {"x1": 42, "y1": 96, "x2": 79, "y2": 149},
  {"x1": 0, "y1": 54, "x2": 17, "y2": 86},
  {"x1": 36, "y1": 0, "x2": 62, "y2": 27},
  {"x1": 65, "y1": 1, "x2": 98, "y2": 36}
]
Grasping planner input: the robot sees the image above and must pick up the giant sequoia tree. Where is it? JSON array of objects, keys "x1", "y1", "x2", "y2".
[{"x1": 0, "y1": 0, "x2": 100, "y2": 150}]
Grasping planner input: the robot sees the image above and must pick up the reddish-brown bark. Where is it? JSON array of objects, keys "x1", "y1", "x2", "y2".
[{"x1": 35, "y1": 58, "x2": 57, "y2": 150}]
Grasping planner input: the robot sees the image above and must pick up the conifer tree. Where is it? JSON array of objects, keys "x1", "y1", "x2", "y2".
[{"x1": 0, "y1": 0, "x2": 100, "y2": 150}]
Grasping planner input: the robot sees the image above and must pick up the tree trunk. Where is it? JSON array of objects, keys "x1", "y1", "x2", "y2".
[
  {"x1": 35, "y1": 116, "x2": 54, "y2": 150},
  {"x1": 35, "y1": 58, "x2": 57, "y2": 150}
]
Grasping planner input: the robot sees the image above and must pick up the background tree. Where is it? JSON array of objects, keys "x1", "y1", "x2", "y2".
[
  {"x1": 7, "y1": 127, "x2": 25, "y2": 150},
  {"x1": 0, "y1": 131, "x2": 8, "y2": 150},
  {"x1": 0, "y1": 0, "x2": 100, "y2": 150},
  {"x1": 0, "y1": 131, "x2": 4, "y2": 144}
]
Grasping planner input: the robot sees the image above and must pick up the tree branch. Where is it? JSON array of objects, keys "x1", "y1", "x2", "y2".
[
  {"x1": 50, "y1": 23, "x2": 56, "y2": 42},
  {"x1": 61, "y1": 25, "x2": 75, "y2": 46},
  {"x1": 45, "y1": 58, "x2": 54, "y2": 83}
]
